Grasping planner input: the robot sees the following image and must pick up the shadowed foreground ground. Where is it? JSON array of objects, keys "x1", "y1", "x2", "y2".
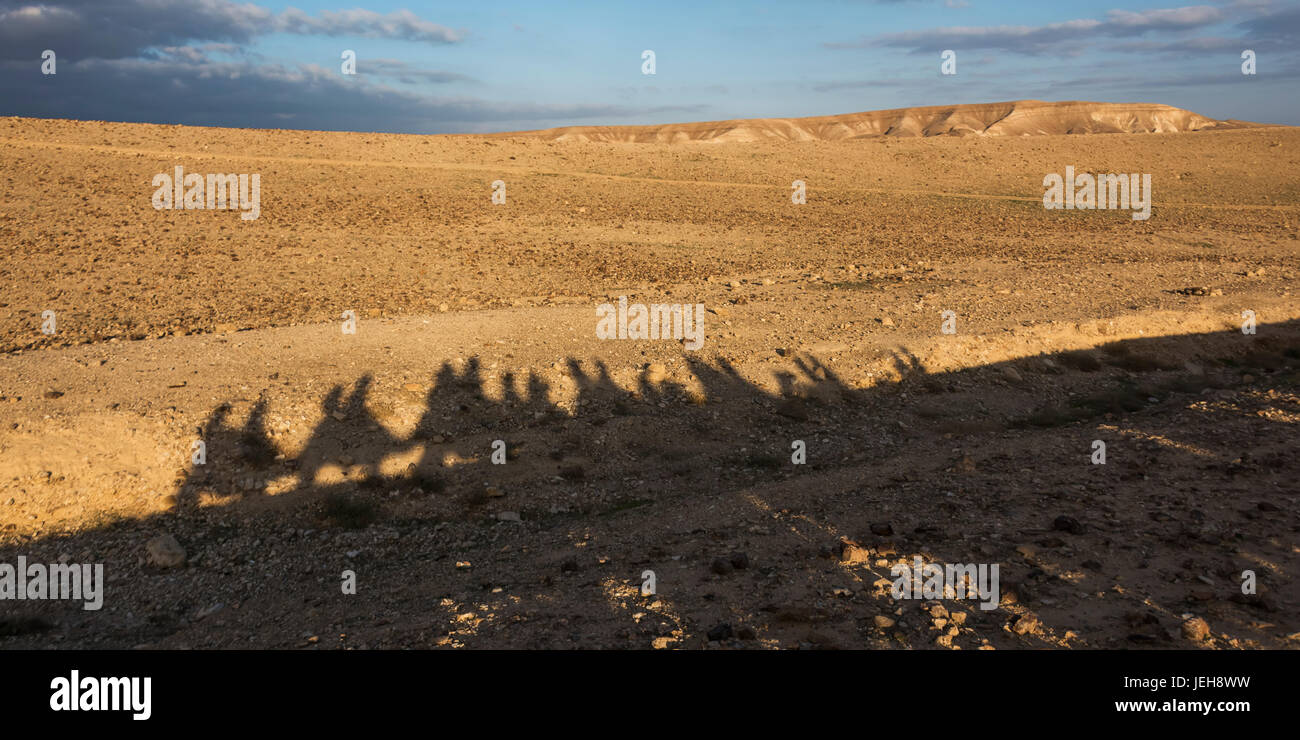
[{"x1": 2, "y1": 320, "x2": 1297, "y2": 649}]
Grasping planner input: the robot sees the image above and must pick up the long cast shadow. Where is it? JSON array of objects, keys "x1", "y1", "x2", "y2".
[{"x1": 3, "y1": 319, "x2": 1299, "y2": 648}]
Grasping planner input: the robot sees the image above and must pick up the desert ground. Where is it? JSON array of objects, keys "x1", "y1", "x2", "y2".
[{"x1": 0, "y1": 101, "x2": 1297, "y2": 649}]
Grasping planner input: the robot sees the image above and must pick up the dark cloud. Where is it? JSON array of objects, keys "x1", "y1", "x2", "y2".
[
  {"x1": 826, "y1": 5, "x2": 1229, "y2": 54},
  {"x1": 0, "y1": 57, "x2": 703, "y2": 134},
  {"x1": 1100, "y1": 3, "x2": 1300, "y2": 55},
  {"x1": 0, "y1": 1, "x2": 587, "y2": 133},
  {"x1": 271, "y1": 7, "x2": 461, "y2": 44},
  {"x1": 1236, "y1": 3, "x2": 1300, "y2": 50},
  {"x1": 0, "y1": 1, "x2": 461, "y2": 62},
  {"x1": 360, "y1": 59, "x2": 476, "y2": 85},
  {"x1": 1104, "y1": 36, "x2": 1245, "y2": 53}
]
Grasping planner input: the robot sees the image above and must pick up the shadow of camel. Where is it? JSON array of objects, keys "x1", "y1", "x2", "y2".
[{"x1": 2, "y1": 320, "x2": 1299, "y2": 649}]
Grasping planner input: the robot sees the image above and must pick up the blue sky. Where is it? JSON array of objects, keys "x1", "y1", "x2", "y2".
[{"x1": 2, "y1": 0, "x2": 1296, "y2": 133}]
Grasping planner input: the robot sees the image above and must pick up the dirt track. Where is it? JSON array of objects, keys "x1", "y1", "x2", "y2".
[{"x1": 1, "y1": 114, "x2": 1298, "y2": 649}]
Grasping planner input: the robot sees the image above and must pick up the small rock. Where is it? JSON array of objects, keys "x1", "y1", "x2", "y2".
[
  {"x1": 729, "y1": 552, "x2": 750, "y2": 570},
  {"x1": 645, "y1": 363, "x2": 668, "y2": 384},
  {"x1": 1053, "y1": 515, "x2": 1085, "y2": 535},
  {"x1": 873, "y1": 615, "x2": 896, "y2": 629},
  {"x1": 1229, "y1": 592, "x2": 1275, "y2": 611},
  {"x1": 1182, "y1": 617, "x2": 1211, "y2": 642},
  {"x1": 145, "y1": 534, "x2": 186, "y2": 568},
  {"x1": 710, "y1": 557, "x2": 734, "y2": 576},
  {"x1": 707, "y1": 623, "x2": 733, "y2": 641},
  {"x1": 1011, "y1": 613, "x2": 1039, "y2": 635},
  {"x1": 839, "y1": 541, "x2": 870, "y2": 563}
]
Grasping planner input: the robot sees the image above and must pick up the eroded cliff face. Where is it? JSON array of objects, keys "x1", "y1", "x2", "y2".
[{"x1": 497, "y1": 100, "x2": 1251, "y2": 143}]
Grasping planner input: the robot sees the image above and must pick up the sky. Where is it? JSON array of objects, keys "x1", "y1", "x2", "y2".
[{"x1": 1, "y1": 0, "x2": 1297, "y2": 134}]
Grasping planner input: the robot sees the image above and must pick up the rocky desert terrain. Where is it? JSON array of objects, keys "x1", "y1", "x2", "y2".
[{"x1": 0, "y1": 101, "x2": 1297, "y2": 649}]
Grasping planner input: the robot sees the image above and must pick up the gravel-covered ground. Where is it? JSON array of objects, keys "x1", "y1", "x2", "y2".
[{"x1": 1, "y1": 117, "x2": 1297, "y2": 649}]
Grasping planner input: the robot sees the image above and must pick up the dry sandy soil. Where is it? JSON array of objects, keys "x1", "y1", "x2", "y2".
[{"x1": 0, "y1": 101, "x2": 1298, "y2": 650}]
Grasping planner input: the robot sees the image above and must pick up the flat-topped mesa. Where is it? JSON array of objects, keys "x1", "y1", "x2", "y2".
[{"x1": 493, "y1": 100, "x2": 1257, "y2": 143}]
